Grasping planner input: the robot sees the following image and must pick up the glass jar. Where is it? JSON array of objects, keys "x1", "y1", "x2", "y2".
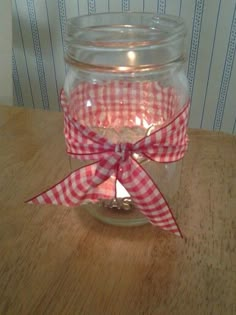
[{"x1": 63, "y1": 13, "x2": 189, "y2": 226}]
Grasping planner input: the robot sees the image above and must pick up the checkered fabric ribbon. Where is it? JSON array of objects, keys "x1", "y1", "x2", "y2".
[{"x1": 28, "y1": 82, "x2": 190, "y2": 237}]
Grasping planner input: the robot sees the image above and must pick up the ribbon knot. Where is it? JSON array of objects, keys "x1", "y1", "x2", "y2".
[{"x1": 115, "y1": 143, "x2": 132, "y2": 161}]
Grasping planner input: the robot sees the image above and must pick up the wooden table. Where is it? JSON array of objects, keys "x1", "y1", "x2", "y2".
[{"x1": 0, "y1": 105, "x2": 235, "y2": 315}]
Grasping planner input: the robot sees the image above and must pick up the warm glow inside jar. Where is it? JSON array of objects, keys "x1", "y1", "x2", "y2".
[{"x1": 63, "y1": 13, "x2": 189, "y2": 226}]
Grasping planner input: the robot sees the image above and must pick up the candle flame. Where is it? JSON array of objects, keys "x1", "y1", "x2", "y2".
[{"x1": 127, "y1": 51, "x2": 136, "y2": 62}]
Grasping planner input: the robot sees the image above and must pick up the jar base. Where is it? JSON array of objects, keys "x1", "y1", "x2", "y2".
[{"x1": 85, "y1": 201, "x2": 149, "y2": 227}]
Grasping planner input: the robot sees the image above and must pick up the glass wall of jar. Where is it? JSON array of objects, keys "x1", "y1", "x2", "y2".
[{"x1": 63, "y1": 13, "x2": 189, "y2": 226}]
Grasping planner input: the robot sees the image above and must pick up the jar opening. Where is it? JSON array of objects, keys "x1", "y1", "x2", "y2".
[{"x1": 65, "y1": 12, "x2": 186, "y2": 71}]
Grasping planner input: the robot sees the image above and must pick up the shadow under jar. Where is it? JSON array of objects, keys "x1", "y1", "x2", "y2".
[{"x1": 63, "y1": 12, "x2": 189, "y2": 226}]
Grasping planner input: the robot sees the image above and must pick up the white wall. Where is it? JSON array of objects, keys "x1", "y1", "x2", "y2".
[{"x1": 0, "y1": 0, "x2": 12, "y2": 105}]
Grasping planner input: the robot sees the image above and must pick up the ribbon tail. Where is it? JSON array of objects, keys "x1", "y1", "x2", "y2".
[
  {"x1": 118, "y1": 158, "x2": 182, "y2": 237},
  {"x1": 26, "y1": 161, "x2": 115, "y2": 206}
]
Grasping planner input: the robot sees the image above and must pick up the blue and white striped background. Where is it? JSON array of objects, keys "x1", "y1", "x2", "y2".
[{"x1": 12, "y1": 0, "x2": 236, "y2": 134}]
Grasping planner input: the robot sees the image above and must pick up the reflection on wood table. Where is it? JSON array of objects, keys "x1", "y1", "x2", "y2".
[{"x1": 0, "y1": 105, "x2": 235, "y2": 315}]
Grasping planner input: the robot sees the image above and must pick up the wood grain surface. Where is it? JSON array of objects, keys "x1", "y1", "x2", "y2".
[{"x1": 0, "y1": 105, "x2": 235, "y2": 315}]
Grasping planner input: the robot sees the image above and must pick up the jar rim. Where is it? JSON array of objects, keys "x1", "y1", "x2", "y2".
[
  {"x1": 65, "y1": 12, "x2": 186, "y2": 71},
  {"x1": 65, "y1": 12, "x2": 185, "y2": 49}
]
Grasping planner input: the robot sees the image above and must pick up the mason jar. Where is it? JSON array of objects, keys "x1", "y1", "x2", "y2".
[{"x1": 63, "y1": 12, "x2": 189, "y2": 226}]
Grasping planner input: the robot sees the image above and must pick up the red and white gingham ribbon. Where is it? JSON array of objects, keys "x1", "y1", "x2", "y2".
[{"x1": 27, "y1": 82, "x2": 190, "y2": 237}]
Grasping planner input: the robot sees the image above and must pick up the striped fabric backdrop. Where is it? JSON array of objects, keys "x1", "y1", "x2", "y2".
[{"x1": 12, "y1": 0, "x2": 236, "y2": 134}]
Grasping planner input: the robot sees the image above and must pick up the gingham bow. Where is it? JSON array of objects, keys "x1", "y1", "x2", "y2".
[{"x1": 27, "y1": 98, "x2": 189, "y2": 237}]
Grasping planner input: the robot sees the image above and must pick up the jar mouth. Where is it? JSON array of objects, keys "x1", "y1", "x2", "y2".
[
  {"x1": 65, "y1": 12, "x2": 186, "y2": 69},
  {"x1": 66, "y1": 13, "x2": 185, "y2": 48}
]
